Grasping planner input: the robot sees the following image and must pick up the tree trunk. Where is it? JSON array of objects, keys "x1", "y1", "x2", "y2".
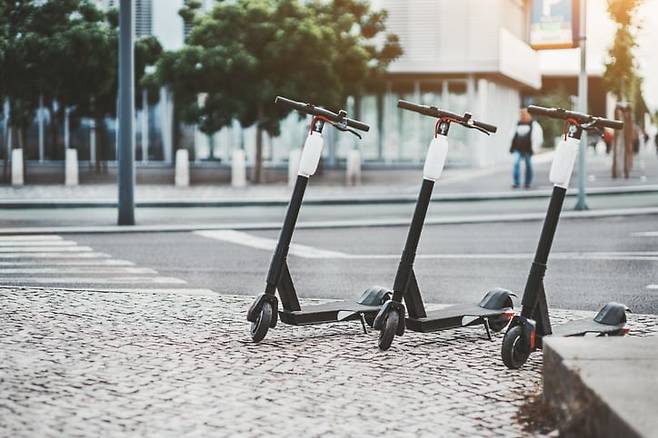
[{"x1": 252, "y1": 104, "x2": 264, "y2": 184}]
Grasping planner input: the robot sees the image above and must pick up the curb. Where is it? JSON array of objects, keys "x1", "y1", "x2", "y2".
[
  {"x1": 543, "y1": 337, "x2": 658, "y2": 438},
  {"x1": 0, "y1": 206, "x2": 656, "y2": 235},
  {"x1": 0, "y1": 184, "x2": 657, "y2": 208}
]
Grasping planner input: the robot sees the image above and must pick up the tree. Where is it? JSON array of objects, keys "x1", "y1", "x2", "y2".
[
  {"x1": 603, "y1": 0, "x2": 644, "y2": 105},
  {"x1": 158, "y1": 0, "x2": 401, "y2": 183}
]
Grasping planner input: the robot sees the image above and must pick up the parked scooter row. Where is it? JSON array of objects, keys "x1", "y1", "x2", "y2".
[{"x1": 246, "y1": 96, "x2": 629, "y2": 369}]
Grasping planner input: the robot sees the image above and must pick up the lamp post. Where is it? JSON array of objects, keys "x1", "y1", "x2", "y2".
[
  {"x1": 574, "y1": 0, "x2": 589, "y2": 210},
  {"x1": 118, "y1": 0, "x2": 135, "y2": 225}
]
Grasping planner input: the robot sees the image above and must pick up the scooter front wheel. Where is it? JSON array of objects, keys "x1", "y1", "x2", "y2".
[
  {"x1": 378, "y1": 310, "x2": 399, "y2": 351},
  {"x1": 501, "y1": 325, "x2": 530, "y2": 369},
  {"x1": 250, "y1": 302, "x2": 273, "y2": 343}
]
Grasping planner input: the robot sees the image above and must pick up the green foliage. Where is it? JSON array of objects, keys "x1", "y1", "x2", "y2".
[
  {"x1": 603, "y1": 0, "x2": 644, "y2": 104},
  {"x1": 535, "y1": 86, "x2": 572, "y2": 148},
  {"x1": 157, "y1": 0, "x2": 401, "y2": 181},
  {"x1": 0, "y1": 0, "x2": 162, "y2": 155},
  {"x1": 158, "y1": 0, "x2": 401, "y2": 140}
]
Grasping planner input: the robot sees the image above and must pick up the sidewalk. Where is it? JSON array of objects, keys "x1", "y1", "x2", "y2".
[
  {"x1": 2, "y1": 287, "x2": 657, "y2": 436},
  {"x1": 1, "y1": 149, "x2": 657, "y2": 207}
]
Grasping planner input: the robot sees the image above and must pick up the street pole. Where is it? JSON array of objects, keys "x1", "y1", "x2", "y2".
[
  {"x1": 118, "y1": 0, "x2": 135, "y2": 225},
  {"x1": 575, "y1": 0, "x2": 588, "y2": 210}
]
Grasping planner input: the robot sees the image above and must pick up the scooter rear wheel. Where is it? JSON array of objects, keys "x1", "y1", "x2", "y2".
[
  {"x1": 250, "y1": 302, "x2": 273, "y2": 343},
  {"x1": 378, "y1": 311, "x2": 399, "y2": 351},
  {"x1": 501, "y1": 325, "x2": 530, "y2": 369}
]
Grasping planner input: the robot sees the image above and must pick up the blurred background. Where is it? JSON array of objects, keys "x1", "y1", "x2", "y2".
[{"x1": 1, "y1": 0, "x2": 655, "y2": 186}]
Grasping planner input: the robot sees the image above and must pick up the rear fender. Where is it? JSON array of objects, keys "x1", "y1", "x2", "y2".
[{"x1": 479, "y1": 288, "x2": 516, "y2": 310}]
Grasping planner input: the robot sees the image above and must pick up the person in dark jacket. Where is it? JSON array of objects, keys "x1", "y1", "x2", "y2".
[{"x1": 510, "y1": 108, "x2": 543, "y2": 189}]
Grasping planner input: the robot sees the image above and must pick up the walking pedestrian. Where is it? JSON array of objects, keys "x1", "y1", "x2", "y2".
[{"x1": 510, "y1": 108, "x2": 543, "y2": 189}]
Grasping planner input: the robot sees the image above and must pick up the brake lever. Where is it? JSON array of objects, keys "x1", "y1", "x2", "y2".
[
  {"x1": 332, "y1": 121, "x2": 362, "y2": 139},
  {"x1": 463, "y1": 123, "x2": 491, "y2": 136},
  {"x1": 580, "y1": 120, "x2": 606, "y2": 138}
]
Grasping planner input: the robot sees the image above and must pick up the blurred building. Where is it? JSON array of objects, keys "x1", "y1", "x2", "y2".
[{"x1": 12, "y1": 0, "x2": 549, "y2": 183}]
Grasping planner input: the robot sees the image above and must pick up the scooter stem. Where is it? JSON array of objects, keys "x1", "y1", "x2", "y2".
[
  {"x1": 392, "y1": 178, "x2": 435, "y2": 302},
  {"x1": 265, "y1": 175, "x2": 309, "y2": 293},
  {"x1": 520, "y1": 185, "x2": 566, "y2": 315}
]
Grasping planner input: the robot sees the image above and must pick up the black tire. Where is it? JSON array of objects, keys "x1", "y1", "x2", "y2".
[
  {"x1": 488, "y1": 314, "x2": 511, "y2": 333},
  {"x1": 378, "y1": 310, "x2": 399, "y2": 351},
  {"x1": 501, "y1": 325, "x2": 530, "y2": 369},
  {"x1": 250, "y1": 302, "x2": 273, "y2": 343}
]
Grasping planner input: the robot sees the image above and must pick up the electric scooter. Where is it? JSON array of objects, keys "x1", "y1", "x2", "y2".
[
  {"x1": 501, "y1": 105, "x2": 629, "y2": 369},
  {"x1": 373, "y1": 100, "x2": 516, "y2": 351},
  {"x1": 247, "y1": 96, "x2": 391, "y2": 342}
]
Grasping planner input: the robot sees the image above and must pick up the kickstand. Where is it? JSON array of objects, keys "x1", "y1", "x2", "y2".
[
  {"x1": 359, "y1": 313, "x2": 368, "y2": 334},
  {"x1": 483, "y1": 319, "x2": 492, "y2": 341}
]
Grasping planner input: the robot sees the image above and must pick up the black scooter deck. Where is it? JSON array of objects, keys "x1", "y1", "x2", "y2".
[
  {"x1": 406, "y1": 303, "x2": 505, "y2": 333},
  {"x1": 279, "y1": 301, "x2": 382, "y2": 326},
  {"x1": 551, "y1": 318, "x2": 625, "y2": 337}
]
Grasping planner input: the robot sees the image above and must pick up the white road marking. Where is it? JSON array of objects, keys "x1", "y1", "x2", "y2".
[
  {"x1": 633, "y1": 231, "x2": 658, "y2": 237},
  {"x1": 647, "y1": 285, "x2": 658, "y2": 290},
  {"x1": 0, "y1": 246, "x2": 93, "y2": 253},
  {"x1": 0, "y1": 252, "x2": 111, "y2": 259},
  {"x1": 0, "y1": 259, "x2": 134, "y2": 267},
  {"x1": 195, "y1": 229, "x2": 348, "y2": 259},
  {"x1": 0, "y1": 267, "x2": 157, "y2": 275},
  {"x1": 195, "y1": 230, "x2": 658, "y2": 262},
  {"x1": 0, "y1": 240, "x2": 77, "y2": 247},
  {"x1": 0, "y1": 286, "x2": 216, "y2": 296},
  {"x1": 0, "y1": 277, "x2": 187, "y2": 285},
  {"x1": 0, "y1": 235, "x2": 63, "y2": 241}
]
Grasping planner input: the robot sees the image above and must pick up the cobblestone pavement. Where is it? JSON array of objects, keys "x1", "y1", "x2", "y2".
[{"x1": 2, "y1": 288, "x2": 657, "y2": 437}]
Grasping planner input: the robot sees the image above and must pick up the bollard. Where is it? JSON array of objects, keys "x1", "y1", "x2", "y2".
[
  {"x1": 65, "y1": 148, "x2": 79, "y2": 186},
  {"x1": 231, "y1": 149, "x2": 247, "y2": 188},
  {"x1": 288, "y1": 148, "x2": 301, "y2": 187},
  {"x1": 175, "y1": 148, "x2": 190, "y2": 187},
  {"x1": 11, "y1": 148, "x2": 24, "y2": 186},
  {"x1": 346, "y1": 148, "x2": 362, "y2": 186}
]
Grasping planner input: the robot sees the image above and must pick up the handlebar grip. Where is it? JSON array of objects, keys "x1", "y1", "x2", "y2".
[
  {"x1": 275, "y1": 96, "x2": 306, "y2": 112},
  {"x1": 597, "y1": 118, "x2": 624, "y2": 130},
  {"x1": 397, "y1": 99, "x2": 432, "y2": 117},
  {"x1": 473, "y1": 120, "x2": 497, "y2": 133},
  {"x1": 346, "y1": 118, "x2": 370, "y2": 132},
  {"x1": 527, "y1": 105, "x2": 554, "y2": 117}
]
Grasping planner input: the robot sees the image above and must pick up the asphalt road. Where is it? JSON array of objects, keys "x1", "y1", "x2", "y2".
[{"x1": 57, "y1": 213, "x2": 658, "y2": 315}]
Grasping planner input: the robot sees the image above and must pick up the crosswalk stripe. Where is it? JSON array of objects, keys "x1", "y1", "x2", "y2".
[
  {"x1": 0, "y1": 234, "x2": 210, "y2": 293},
  {"x1": 633, "y1": 231, "x2": 658, "y2": 237},
  {"x1": 0, "y1": 246, "x2": 93, "y2": 253},
  {"x1": 0, "y1": 267, "x2": 157, "y2": 275},
  {"x1": 0, "y1": 241, "x2": 78, "y2": 247},
  {"x1": 0, "y1": 252, "x2": 111, "y2": 259},
  {"x1": 0, "y1": 259, "x2": 135, "y2": 267},
  {"x1": 76, "y1": 287, "x2": 216, "y2": 295},
  {"x1": 0, "y1": 235, "x2": 63, "y2": 241},
  {"x1": 0, "y1": 286, "x2": 217, "y2": 296},
  {"x1": 647, "y1": 285, "x2": 658, "y2": 290},
  {"x1": 0, "y1": 277, "x2": 187, "y2": 285}
]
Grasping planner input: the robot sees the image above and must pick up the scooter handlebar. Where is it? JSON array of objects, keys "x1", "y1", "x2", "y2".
[
  {"x1": 527, "y1": 105, "x2": 623, "y2": 130},
  {"x1": 275, "y1": 96, "x2": 370, "y2": 132},
  {"x1": 397, "y1": 99, "x2": 497, "y2": 133}
]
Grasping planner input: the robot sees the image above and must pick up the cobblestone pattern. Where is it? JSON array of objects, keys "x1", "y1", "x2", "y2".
[{"x1": 1, "y1": 288, "x2": 656, "y2": 437}]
